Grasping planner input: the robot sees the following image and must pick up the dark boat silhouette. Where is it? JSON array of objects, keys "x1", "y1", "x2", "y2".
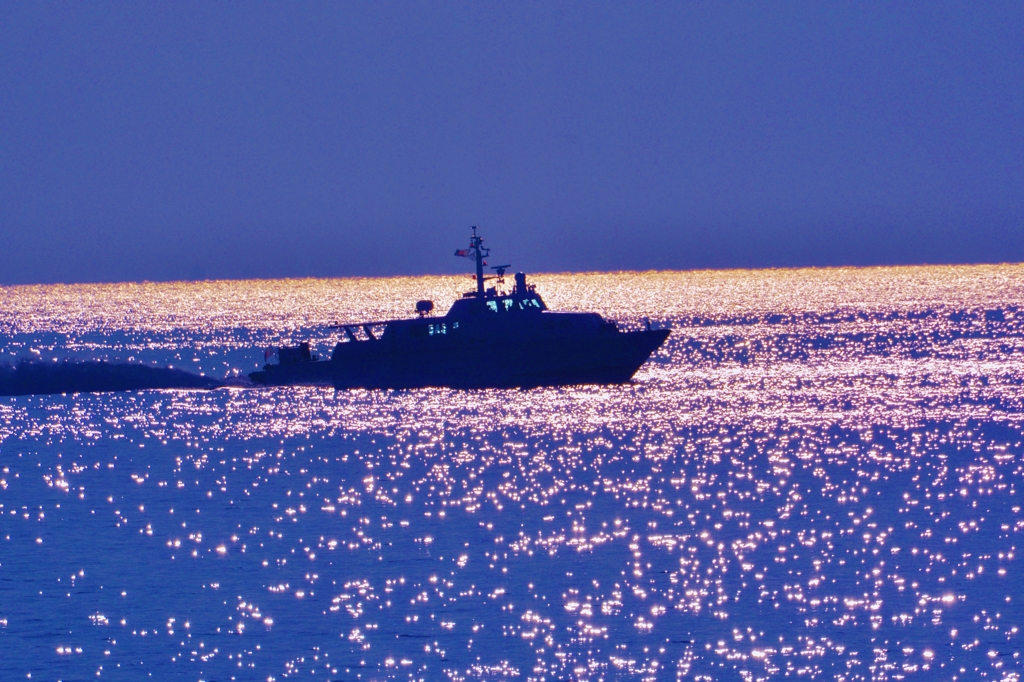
[
  {"x1": 250, "y1": 228, "x2": 669, "y2": 389},
  {"x1": 0, "y1": 359, "x2": 222, "y2": 396}
]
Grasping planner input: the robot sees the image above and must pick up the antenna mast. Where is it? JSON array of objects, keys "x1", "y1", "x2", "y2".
[
  {"x1": 455, "y1": 226, "x2": 490, "y2": 298},
  {"x1": 471, "y1": 227, "x2": 487, "y2": 297}
]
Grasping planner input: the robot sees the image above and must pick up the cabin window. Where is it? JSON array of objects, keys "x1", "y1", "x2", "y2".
[
  {"x1": 452, "y1": 321, "x2": 459, "y2": 330},
  {"x1": 504, "y1": 298, "x2": 515, "y2": 311},
  {"x1": 428, "y1": 323, "x2": 447, "y2": 335},
  {"x1": 487, "y1": 301, "x2": 499, "y2": 313}
]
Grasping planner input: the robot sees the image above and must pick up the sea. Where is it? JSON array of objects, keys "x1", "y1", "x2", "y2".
[{"x1": 0, "y1": 266, "x2": 1021, "y2": 681}]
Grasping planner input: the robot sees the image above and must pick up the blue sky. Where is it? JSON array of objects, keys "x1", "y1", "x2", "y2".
[{"x1": 2, "y1": 2, "x2": 1022, "y2": 284}]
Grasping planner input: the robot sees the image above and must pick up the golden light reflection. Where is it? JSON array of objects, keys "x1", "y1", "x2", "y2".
[{"x1": 0, "y1": 264, "x2": 1022, "y2": 679}]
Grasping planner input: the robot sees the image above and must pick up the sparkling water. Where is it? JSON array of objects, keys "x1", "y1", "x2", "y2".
[{"x1": 1, "y1": 266, "x2": 1021, "y2": 680}]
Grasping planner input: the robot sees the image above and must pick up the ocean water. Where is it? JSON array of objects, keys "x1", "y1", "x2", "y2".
[{"x1": 0, "y1": 266, "x2": 1022, "y2": 681}]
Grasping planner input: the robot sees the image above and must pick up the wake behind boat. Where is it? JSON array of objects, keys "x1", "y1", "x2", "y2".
[{"x1": 249, "y1": 228, "x2": 669, "y2": 389}]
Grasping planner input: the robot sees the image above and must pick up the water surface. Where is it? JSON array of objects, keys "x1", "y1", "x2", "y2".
[{"x1": 1, "y1": 266, "x2": 1022, "y2": 680}]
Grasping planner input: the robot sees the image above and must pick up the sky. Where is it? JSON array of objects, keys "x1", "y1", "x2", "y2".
[{"x1": 2, "y1": 1, "x2": 1023, "y2": 285}]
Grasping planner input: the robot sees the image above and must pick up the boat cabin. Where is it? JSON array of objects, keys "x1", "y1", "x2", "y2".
[{"x1": 445, "y1": 291, "x2": 547, "y2": 319}]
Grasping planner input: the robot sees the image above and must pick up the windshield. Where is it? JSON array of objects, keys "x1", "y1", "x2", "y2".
[{"x1": 485, "y1": 296, "x2": 543, "y2": 312}]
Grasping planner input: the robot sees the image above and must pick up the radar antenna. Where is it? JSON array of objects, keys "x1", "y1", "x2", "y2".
[{"x1": 454, "y1": 226, "x2": 502, "y2": 298}]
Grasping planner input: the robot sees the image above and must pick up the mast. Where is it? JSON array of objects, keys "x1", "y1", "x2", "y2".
[
  {"x1": 456, "y1": 226, "x2": 490, "y2": 298},
  {"x1": 471, "y1": 227, "x2": 486, "y2": 298}
]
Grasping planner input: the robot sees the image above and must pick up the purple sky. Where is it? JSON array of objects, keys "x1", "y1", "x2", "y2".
[{"x1": 2, "y1": 2, "x2": 1023, "y2": 284}]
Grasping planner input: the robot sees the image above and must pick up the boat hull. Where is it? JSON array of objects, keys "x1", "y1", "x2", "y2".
[
  {"x1": 328, "y1": 328, "x2": 669, "y2": 389},
  {"x1": 249, "y1": 360, "x2": 333, "y2": 387}
]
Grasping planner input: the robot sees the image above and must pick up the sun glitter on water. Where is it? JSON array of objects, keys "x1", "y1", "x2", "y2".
[{"x1": 0, "y1": 264, "x2": 1022, "y2": 680}]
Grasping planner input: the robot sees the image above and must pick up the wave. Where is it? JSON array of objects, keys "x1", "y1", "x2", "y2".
[
  {"x1": 0, "y1": 359, "x2": 223, "y2": 396},
  {"x1": 663, "y1": 306, "x2": 1024, "y2": 365},
  {"x1": 679, "y1": 306, "x2": 1019, "y2": 328},
  {"x1": 671, "y1": 329, "x2": 1024, "y2": 365}
]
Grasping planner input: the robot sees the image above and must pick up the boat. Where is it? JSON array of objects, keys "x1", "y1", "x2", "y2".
[
  {"x1": 248, "y1": 342, "x2": 332, "y2": 386},
  {"x1": 249, "y1": 227, "x2": 670, "y2": 389}
]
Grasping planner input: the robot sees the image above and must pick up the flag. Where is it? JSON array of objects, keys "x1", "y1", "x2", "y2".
[{"x1": 454, "y1": 249, "x2": 469, "y2": 257}]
